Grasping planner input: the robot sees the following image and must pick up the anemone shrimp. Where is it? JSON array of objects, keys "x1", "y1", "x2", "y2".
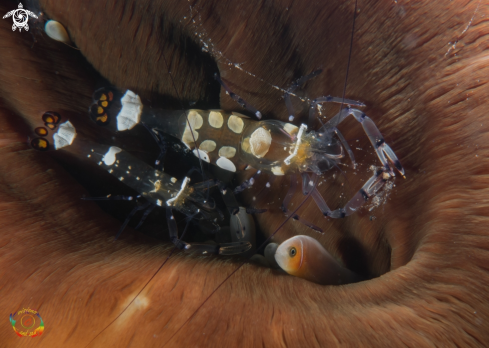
[
  {"x1": 29, "y1": 67, "x2": 403, "y2": 262},
  {"x1": 31, "y1": 108, "x2": 256, "y2": 256},
  {"x1": 29, "y1": 0, "x2": 404, "y2": 257},
  {"x1": 84, "y1": 68, "x2": 404, "y2": 222}
]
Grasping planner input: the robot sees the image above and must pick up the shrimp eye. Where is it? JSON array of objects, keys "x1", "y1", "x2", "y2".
[{"x1": 289, "y1": 247, "x2": 297, "y2": 257}]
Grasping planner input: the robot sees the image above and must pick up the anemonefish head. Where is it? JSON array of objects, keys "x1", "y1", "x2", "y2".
[
  {"x1": 274, "y1": 235, "x2": 305, "y2": 275},
  {"x1": 274, "y1": 235, "x2": 361, "y2": 285}
]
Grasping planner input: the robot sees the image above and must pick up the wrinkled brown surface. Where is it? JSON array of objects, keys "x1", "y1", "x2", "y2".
[{"x1": 1, "y1": 0, "x2": 488, "y2": 346}]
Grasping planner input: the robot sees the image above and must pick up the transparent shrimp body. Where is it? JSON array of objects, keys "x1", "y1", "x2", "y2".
[
  {"x1": 88, "y1": 87, "x2": 405, "y2": 221},
  {"x1": 87, "y1": 144, "x2": 215, "y2": 217},
  {"x1": 238, "y1": 120, "x2": 344, "y2": 175},
  {"x1": 30, "y1": 112, "x2": 217, "y2": 219},
  {"x1": 91, "y1": 89, "x2": 344, "y2": 177},
  {"x1": 30, "y1": 108, "x2": 255, "y2": 255},
  {"x1": 90, "y1": 89, "x2": 342, "y2": 176},
  {"x1": 149, "y1": 110, "x2": 343, "y2": 176}
]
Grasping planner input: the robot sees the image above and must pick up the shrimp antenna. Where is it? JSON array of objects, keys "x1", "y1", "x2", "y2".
[
  {"x1": 312, "y1": 0, "x2": 357, "y2": 197},
  {"x1": 334, "y1": 0, "x2": 358, "y2": 130}
]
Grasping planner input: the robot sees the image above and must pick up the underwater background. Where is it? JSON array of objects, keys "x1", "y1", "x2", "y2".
[{"x1": 0, "y1": 0, "x2": 488, "y2": 346}]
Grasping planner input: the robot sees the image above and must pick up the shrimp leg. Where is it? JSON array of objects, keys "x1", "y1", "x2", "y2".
[
  {"x1": 281, "y1": 175, "x2": 323, "y2": 233},
  {"x1": 166, "y1": 208, "x2": 252, "y2": 255},
  {"x1": 308, "y1": 96, "x2": 366, "y2": 128},
  {"x1": 283, "y1": 69, "x2": 364, "y2": 125},
  {"x1": 141, "y1": 122, "x2": 167, "y2": 170},
  {"x1": 322, "y1": 107, "x2": 405, "y2": 176},
  {"x1": 311, "y1": 169, "x2": 389, "y2": 218},
  {"x1": 114, "y1": 201, "x2": 152, "y2": 239}
]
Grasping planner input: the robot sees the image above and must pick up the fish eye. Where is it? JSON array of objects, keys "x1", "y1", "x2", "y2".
[{"x1": 289, "y1": 247, "x2": 297, "y2": 257}]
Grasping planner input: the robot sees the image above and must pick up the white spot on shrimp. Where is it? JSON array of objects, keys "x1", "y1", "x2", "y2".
[
  {"x1": 228, "y1": 115, "x2": 244, "y2": 134},
  {"x1": 117, "y1": 90, "x2": 142, "y2": 131},
  {"x1": 250, "y1": 127, "x2": 272, "y2": 158},
  {"x1": 218, "y1": 146, "x2": 236, "y2": 158},
  {"x1": 284, "y1": 124, "x2": 307, "y2": 165},
  {"x1": 171, "y1": 177, "x2": 177, "y2": 183},
  {"x1": 182, "y1": 110, "x2": 204, "y2": 144},
  {"x1": 283, "y1": 123, "x2": 299, "y2": 135},
  {"x1": 193, "y1": 149, "x2": 210, "y2": 162},
  {"x1": 216, "y1": 157, "x2": 237, "y2": 172},
  {"x1": 208, "y1": 111, "x2": 224, "y2": 128},
  {"x1": 102, "y1": 146, "x2": 122, "y2": 166},
  {"x1": 53, "y1": 121, "x2": 77, "y2": 150},
  {"x1": 45, "y1": 20, "x2": 71, "y2": 44},
  {"x1": 166, "y1": 177, "x2": 191, "y2": 206},
  {"x1": 271, "y1": 166, "x2": 285, "y2": 176},
  {"x1": 241, "y1": 137, "x2": 251, "y2": 153},
  {"x1": 199, "y1": 140, "x2": 217, "y2": 152}
]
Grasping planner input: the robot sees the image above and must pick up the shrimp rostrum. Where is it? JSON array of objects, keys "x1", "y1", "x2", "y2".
[
  {"x1": 89, "y1": 70, "x2": 405, "y2": 223},
  {"x1": 30, "y1": 111, "x2": 252, "y2": 256}
]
